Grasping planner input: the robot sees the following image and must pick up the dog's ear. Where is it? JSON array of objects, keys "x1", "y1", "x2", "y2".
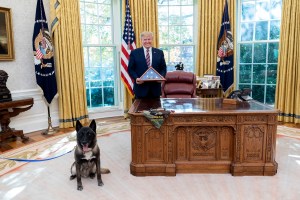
[
  {"x1": 89, "y1": 119, "x2": 96, "y2": 133},
  {"x1": 76, "y1": 120, "x2": 83, "y2": 132}
]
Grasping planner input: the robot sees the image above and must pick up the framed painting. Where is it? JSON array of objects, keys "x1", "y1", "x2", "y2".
[{"x1": 0, "y1": 7, "x2": 14, "y2": 61}]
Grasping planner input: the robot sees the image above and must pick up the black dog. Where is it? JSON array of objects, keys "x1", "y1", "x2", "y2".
[{"x1": 70, "y1": 119, "x2": 110, "y2": 191}]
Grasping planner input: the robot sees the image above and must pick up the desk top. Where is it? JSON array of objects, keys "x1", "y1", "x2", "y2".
[
  {"x1": 0, "y1": 97, "x2": 34, "y2": 110},
  {"x1": 129, "y1": 98, "x2": 278, "y2": 115}
]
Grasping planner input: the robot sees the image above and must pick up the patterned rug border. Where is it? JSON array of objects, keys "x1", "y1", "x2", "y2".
[{"x1": 0, "y1": 121, "x2": 130, "y2": 176}]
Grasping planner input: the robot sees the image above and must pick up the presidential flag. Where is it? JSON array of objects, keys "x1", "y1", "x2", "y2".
[
  {"x1": 216, "y1": 0, "x2": 234, "y2": 95},
  {"x1": 33, "y1": 0, "x2": 57, "y2": 104},
  {"x1": 121, "y1": 0, "x2": 136, "y2": 97}
]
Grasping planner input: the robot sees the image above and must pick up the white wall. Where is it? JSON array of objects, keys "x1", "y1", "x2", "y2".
[
  {"x1": 0, "y1": 0, "x2": 123, "y2": 134},
  {"x1": 0, "y1": 0, "x2": 59, "y2": 134}
]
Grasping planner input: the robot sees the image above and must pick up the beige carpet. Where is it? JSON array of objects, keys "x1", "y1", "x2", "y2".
[{"x1": 0, "y1": 123, "x2": 300, "y2": 200}]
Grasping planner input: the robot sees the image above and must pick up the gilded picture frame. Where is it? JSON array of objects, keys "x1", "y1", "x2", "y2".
[{"x1": 0, "y1": 7, "x2": 14, "y2": 61}]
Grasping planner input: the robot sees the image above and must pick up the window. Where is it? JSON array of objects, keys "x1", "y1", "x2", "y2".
[
  {"x1": 80, "y1": 0, "x2": 120, "y2": 109},
  {"x1": 237, "y1": 0, "x2": 282, "y2": 104},
  {"x1": 158, "y1": 0, "x2": 195, "y2": 72}
]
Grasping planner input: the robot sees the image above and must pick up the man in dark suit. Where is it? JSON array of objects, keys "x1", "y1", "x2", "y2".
[{"x1": 128, "y1": 31, "x2": 167, "y2": 99}]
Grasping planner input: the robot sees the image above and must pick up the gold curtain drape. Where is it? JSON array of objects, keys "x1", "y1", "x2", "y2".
[
  {"x1": 196, "y1": 0, "x2": 235, "y2": 78},
  {"x1": 275, "y1": 0, "x2": 300, "y2": 124},
  {"x1": 50, "y1": 0, "x2": 89, "y2": 128},
  {"x1": 122, "y1": 0, "x2": 159, "y2": 116}
]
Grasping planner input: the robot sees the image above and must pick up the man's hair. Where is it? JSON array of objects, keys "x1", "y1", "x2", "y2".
[{"x1": 140, "y1": 31, "x2": 153, "y2": 39}]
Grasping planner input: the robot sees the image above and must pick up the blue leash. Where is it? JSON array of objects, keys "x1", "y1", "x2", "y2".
[{"x1": 0, "y1": 149, "x2": 74, "y2": 162}]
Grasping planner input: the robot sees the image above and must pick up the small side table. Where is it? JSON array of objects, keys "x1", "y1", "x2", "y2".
[{"x1": 0, "y1": 98, "x2": 34, "y2": 142}]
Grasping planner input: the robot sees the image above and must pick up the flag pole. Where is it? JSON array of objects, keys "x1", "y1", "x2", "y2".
[{"x1": 42, "y1": 106, "x2": 58, "y2": 135}]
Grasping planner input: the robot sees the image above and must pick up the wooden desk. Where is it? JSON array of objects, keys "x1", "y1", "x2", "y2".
[
  {"x1": 128, "y1": 98, "x2": 278, "y2": 176},
  {"x1": 0, "y1": 98, "x2": 34, "y2": 142}
]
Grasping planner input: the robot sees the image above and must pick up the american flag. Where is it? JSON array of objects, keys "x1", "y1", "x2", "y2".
[
  {"x1": 121, "y1": 0, "x2": 136, "y2": 96},
  {"x1": 36, "y1": 48, "x2": 44, "y2": 60},
  {"x1": 218, "y1": 46, "x2": 226, "y2": 58}
]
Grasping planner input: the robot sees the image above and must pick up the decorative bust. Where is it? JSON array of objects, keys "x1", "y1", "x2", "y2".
[
  {"x1": 0, "y1": 70, "x2": 12, "y2": 102},
  {"x1": 175, "y1": 62, "x2": 184, "y2": 70}
]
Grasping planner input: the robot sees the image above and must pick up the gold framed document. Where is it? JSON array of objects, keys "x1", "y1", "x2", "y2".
[{"x1": 140, "y1": 67, "x2": 165, "y2": 81}]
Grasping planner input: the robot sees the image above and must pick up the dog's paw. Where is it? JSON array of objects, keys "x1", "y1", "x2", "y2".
[
  {"x1": 70, "y1": 175, "x2": 76, "y2": 180},
  {"x1": 77, "y1": 185, "x2": 83, "y2": 191},
  {"x1": 98, "y1": 180, "x2": 104, "y2": 186}
]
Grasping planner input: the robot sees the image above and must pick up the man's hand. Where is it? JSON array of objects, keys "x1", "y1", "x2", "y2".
[{"x1": 136, "y1": 78, "x2": 144, "y2": 85}]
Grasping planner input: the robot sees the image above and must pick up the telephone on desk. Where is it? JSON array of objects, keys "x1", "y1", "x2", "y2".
[{"x1": 227, "y1": 88, "x2": 252, "y2": 101}]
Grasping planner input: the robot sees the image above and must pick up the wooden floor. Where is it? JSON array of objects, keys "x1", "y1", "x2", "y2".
[{"x1": 0, "y1": 116, "x2": 125, "y2": 153}]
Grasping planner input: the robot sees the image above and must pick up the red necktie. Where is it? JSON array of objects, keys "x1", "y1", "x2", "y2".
[{"x1": 146, "y1": 49, "x2": 150, "y2": 67}]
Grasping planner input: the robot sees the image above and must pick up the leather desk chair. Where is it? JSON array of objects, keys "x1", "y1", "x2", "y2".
[{"x1": 161, "y1": 71, "x2": 197, "y2": 98}]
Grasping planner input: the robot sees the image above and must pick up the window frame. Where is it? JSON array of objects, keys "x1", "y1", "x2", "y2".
[
  {"x1": 158, "y1": 0, "x2": 197, "y2": 73},
  {"x1": 236, "y1": 0, "x2": 281, "y2": 105},
  {"x1": 80, "y1": 0, "x2": 122, "y2": 113}
]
